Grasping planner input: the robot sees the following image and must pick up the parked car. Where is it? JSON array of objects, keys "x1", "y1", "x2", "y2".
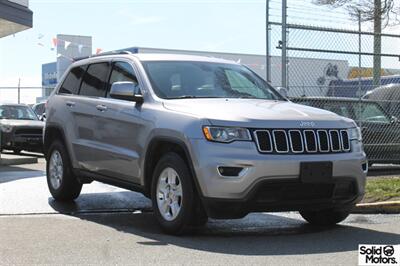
[
  {"x1": 32, "y1": 102, "x2": 46, "y2": 120},
  {"x1": 44, "y1": 52, "x2": 366, "y2": 234},
  {"x1": 0, "y1": 104, "x2": 45, "y2": 154},
  {"x1": 292, "y1": 96, "x2": 400, "y2": 165},
  {"x1": 362, "y1": 83, "x2": 400, "y2": 119}
]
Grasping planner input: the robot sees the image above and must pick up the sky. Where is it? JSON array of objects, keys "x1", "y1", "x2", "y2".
[{"x1": 0, "y1": 0, "x2": 399, "y2": 89}]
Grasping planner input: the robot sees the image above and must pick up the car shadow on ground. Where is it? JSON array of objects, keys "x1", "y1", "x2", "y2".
[
  {"x1": 48, "y1": 196, "x2": 400, "y2": 256},
  {"x1": 0, "y1": 167, "x2": 44, "y2": 184}
]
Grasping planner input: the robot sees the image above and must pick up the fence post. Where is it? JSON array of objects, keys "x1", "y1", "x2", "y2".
[
  {"x1": 358, "y1": 10, "x2": 363, "y2": 131},
  {"x1": 281, "y1": 0, "x2": 287, "y2": 89},
  {"x1": 266, "y1": 0, "x2": 271, "y2": 83}
]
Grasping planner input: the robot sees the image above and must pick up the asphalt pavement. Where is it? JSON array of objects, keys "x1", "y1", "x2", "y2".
[{"x1": 0, "y1": 157, "x2": 399, "y2": 265}]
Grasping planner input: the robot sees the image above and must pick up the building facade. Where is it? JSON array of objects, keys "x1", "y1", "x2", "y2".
[{"x1": 0, "y1": 0, "x2": 32, "y2": 38}]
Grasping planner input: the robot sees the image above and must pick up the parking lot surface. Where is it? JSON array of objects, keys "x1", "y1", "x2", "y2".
[{"x1": 0, "y1": 158, "x2": 399, "y2": 265}]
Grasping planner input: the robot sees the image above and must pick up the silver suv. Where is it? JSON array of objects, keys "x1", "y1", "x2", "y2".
[{"x1": 44, "y1": 52, "x2": 367, "y2": 234}]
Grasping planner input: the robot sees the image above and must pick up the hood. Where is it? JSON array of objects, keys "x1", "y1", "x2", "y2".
[
  {"x1": 0, "y1": 119, "x2": 44, "y2": 128},
  {"x1": 163, "y1": 99, "x2": 355, "y2": 128}
]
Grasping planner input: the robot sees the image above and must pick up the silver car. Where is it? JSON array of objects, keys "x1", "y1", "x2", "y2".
[{"x1": 44, "y1": 52, "x2": 367, "y2": 234}]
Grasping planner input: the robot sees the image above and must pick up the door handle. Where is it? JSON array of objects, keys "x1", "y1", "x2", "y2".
[
  {"x1": 66, "y1": 101, "x2": 75, "y2": 107},
  {"x1": 96, "y1": 104, "x2": 108, "y2": 112}
]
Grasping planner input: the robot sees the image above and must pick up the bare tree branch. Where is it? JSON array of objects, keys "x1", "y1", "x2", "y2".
[{"x1": 313, "y1": 0, "x2": 399, "y2": 27}]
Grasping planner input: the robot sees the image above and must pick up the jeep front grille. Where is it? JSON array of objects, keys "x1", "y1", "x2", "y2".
[{"x1": 254, "y1": 129, "x2": 351, "y2": 154}]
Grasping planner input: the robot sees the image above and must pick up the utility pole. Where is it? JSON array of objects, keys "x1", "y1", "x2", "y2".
[
  {"x1": 17, "y1": 78, "x2": 21, "y2": 104},
  {"x1": 266, "y1": 0, "x2": 271, "y2": 83},
  {"x1": 373, "y1": 0, "x2": 382, "y2": 88}
]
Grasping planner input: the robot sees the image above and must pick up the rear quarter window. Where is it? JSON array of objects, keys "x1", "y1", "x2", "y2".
[{"x1": 59, "y1": 65, "x2": 86, "y2": 95}]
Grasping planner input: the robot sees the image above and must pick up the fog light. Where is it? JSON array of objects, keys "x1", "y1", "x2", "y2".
[
  {"x1": 362, "y1": 163, "x2": 368, "y2": 173},
  {"x1": 218, "y1": 166, "x2": 243, "y2": 177}
]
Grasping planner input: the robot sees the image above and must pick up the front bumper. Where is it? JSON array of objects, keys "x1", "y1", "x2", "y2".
[
  {"x1": 1, "y1": 131, "x2": 43, "y2": 152},
  {"x1": 188, "y1": 139, "x2": 367, "y2": 218}
]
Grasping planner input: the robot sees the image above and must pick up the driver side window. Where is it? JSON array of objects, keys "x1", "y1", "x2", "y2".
[{"x1": 107, "y1": 62, "x2": 138, "y2": 97}]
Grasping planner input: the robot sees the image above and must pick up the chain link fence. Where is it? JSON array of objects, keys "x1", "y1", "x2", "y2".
[
  {"x1": 0, "y1": 87, "x2": 45, "y2": 105},
  {"x1": 267, "y1": 0, "x2": 400, "y2": 165}
]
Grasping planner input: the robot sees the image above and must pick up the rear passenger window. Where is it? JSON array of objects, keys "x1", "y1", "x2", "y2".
[
  {"x1": 108, "y1": 62, "x2": 138, "y2": 96},
  {"x1": 79, "y1": 62, "x2": 110, "y2": 97},
  {"x1": 59, "y1": 66, "x2": 86, "y2": 94}
]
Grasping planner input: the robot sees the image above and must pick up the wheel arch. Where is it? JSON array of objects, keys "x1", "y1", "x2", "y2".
[{"x1": 143, "y1": 137, "x2": 202, "y2": 198}]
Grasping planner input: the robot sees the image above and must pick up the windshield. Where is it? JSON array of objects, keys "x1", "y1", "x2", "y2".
[
  {"x1": 0, "y1": 105, "x2": 38, "y2": 120},
  {"x1": 142, "y1": 61, "x2": 284, "y2": 100}
]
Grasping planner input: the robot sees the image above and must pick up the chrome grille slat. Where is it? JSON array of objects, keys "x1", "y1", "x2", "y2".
[
  {"x1": 272, "y1": 130, "x2": 289, "y2": 153},
  {"x1": 304, "y1": 130, "x2": 317, "y2": 153},
  {"x1": 289, "y1": 130, "x2": 304, "y2": 153},
  {"x1": 254, "y1": 128, "x2": 351, "y2": 154},
  {"x1": 317, "y1": 130, "x2": 330, "y2": 152},
  {"x1": 329, "y1": 130, "x2": 341, "y2": 152}
]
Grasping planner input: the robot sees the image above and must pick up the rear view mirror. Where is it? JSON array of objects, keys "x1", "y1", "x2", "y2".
[{"x1": 110, "y1": 81, "x2": 143, "y2": 103}]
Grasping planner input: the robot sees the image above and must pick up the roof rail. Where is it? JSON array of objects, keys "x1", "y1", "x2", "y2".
[
  {"x1": 93, "y1": 50, "x2": 133, "y2": 57},
  {"x1": 73, "y1": 50, "x2": 133, "y2": 62}
]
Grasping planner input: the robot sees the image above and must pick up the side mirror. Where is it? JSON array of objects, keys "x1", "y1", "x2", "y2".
[
  {"x1": 277, "y1": 87, "x2": 288, "y2": 98},
  {"x1": 391, "y1": 116, "x2": 398, "y2": 124},
  {"x1": 109, "y1": 81, "x2": 143, "y2": 103}
]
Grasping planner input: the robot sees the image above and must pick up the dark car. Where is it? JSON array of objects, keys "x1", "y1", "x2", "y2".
[
  {"x1": 362, "y1": 83, "x2": 400, "y2": 119},
  {"x1": 0, "y1": 104, "x2": 45, "y2": 154},
  {"x1": 292, "y1": 97, "x2": 400, "y2": 165}
]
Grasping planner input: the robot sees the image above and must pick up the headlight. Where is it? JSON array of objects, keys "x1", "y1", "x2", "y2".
[
  {"x1": 203, "y1": 126, "x2": 251, "y2": 143},
  {"x1": 0, "y1": 124, "x2": 13, "y2": 133},
  {"x1": 348, "y1": 127, "x2": 362, "y2": 141}
]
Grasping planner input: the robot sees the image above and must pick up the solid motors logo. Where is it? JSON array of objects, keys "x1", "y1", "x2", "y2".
[{"x1": 359, "y1": 245, "x2": 400, "y2": 265}]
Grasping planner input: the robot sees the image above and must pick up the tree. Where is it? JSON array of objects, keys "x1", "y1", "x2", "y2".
[{"x1": 313, "y1": 0, "x2": 399, "y2": 87}]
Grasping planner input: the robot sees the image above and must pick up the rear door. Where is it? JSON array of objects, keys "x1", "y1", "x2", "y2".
[{"x1": 55, "y1": 65, "x2": 87, "y2": 166}]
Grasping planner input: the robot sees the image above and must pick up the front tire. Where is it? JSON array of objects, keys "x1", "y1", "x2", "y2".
[
  {"x1": 151, "y1": 152, "x2": 206, "y2": 234},
  {"x1": 46, "y1": 140, "x2": 82, "y2": 201},
  {"x1": 299, "y1": 208, "x2": 351, "y2": 226}
]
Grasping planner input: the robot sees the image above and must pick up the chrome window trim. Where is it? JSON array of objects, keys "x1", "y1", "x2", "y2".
[
  {"x1": 288, "y1": 130, "x2": 304, "y2": 153},
  {"x1": 317, "y1": 130, "x2": 330, "y2": 153},
  {"x1": 303, "y1": 130, "x2": 318, "y2": 153},
  {"x1": 253, "y1": 130, "x2": 273, "y2": 153},
  {"x1": 272, "y1": 130, "x2": 289, "y2": 153}
]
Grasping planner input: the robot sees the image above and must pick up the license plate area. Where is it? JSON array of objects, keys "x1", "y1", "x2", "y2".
[{"x1": 300, "y1": 161, "x2": 333, "y2": 183}]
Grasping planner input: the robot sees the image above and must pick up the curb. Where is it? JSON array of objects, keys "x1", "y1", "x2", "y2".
[
  {"x1": 0, "y1": 155, "x2": 38, "y2": 166},
  {"x1": 353, "y1": 201, "x2": 400, "y2": 214}
]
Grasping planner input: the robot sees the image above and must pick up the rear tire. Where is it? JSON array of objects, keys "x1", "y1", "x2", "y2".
[
  {"x1": 299, "y1": 208, "x2": 351, "y2": 226},
  {"x1": 46, "y1": 140, "x2": 82, "y2": 201},
  {"x1": 151, "y1": 152, "x2": 207, "y2": 234}
]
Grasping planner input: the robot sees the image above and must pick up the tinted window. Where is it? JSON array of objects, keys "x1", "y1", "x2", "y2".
[
  {"x1": 79, "y1": 62, "x2": 110, "y2": 97},
  {"x1": 108, "y1": 62, "x2": 138, "y2": 97},
  {"x1": 59, "y1": 66, "x2": 86, "y2": 94}
]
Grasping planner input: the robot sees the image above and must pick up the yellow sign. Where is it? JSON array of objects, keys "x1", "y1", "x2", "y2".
[{"x1": 348, "y1": 68, "x2": 387, "y2": 79}]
